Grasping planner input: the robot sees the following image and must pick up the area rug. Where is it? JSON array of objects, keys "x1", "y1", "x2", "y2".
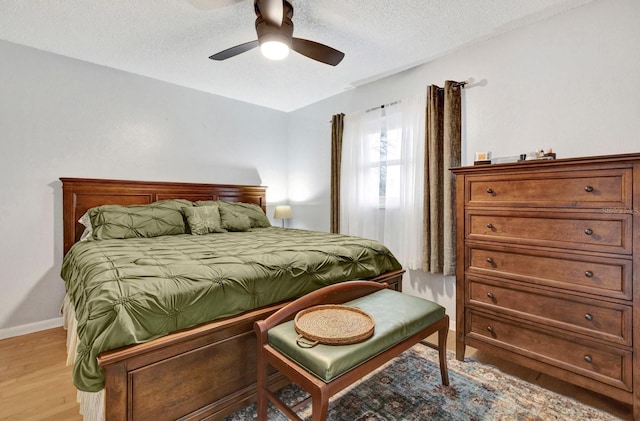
[{"x1": 223, "y1": 342, "x2": 622, "y2": 420}]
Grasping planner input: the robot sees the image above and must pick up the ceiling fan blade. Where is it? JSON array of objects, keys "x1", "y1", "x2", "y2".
[
  {"x1": 291, "y1": 38, "x2": 345, "y2": 66},
  {"x1": 209, "y1": 40, "x2": 259, "y2": 61},
  {"x1": 255, "y1": 0, "x2": 283, "y2": 27}
]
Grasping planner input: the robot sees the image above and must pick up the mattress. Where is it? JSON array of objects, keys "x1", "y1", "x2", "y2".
[{"x1": 61, "y1": 227, "x2": 402, "y2": 392}]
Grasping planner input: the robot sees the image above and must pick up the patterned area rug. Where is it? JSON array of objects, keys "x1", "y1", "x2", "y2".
[{"x1": 223, "y1": 343, "x2": 622, "y2": 420}]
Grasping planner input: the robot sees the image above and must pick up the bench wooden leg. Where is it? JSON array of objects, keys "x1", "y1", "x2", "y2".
[
  {"x1": 438, "y1": 316, "x2": 450, "y2": 386},
  {"x1": 256, "y1": 382, "x2": 268, "y2": 421},
  {"x1": 256, "y1": 329, "x2": 269, "y2": 421},
  {"x1": 420, "y1": 315, "x2": 450, "y2": 387},
  {"x1": 312, "y1": 390, "x2": 330, "y2": 421}
]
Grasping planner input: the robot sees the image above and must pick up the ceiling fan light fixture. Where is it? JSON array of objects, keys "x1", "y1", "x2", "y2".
[
  {"x1": 209, "y1": 0, "x2": 344, "y2": 66},
  {"x1": 260, "y1": 40, "x2": 290, "y2": 60}
]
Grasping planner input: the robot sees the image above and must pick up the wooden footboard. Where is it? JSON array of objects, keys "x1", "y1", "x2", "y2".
[{"x1": 97, "y1": 269, "x2": 404, "y2": 420}]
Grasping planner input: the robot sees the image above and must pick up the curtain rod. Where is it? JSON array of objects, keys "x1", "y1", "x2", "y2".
[
  {"x1": 330, "y1": 79, "x2": 470, "y2": 122},
  {"x1": 437, "y1": 80, "x2": 468, "y2": 90},
  {"x1": 453, "y1": 80, "x2": 468, "y2": 88},
  {"x1": 368, "y1": 80, "x2": 468, "y2": 111},
  {"x1": 365, "y1": 100, "x2": 400, "y2": 113}
]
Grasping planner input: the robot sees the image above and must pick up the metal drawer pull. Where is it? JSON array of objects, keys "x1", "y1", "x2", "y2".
[
  {"x1": 486, "y1": 257, "x2": 494, "y2": 264},
  {"x1": 584, "y1": 186, "x2": 594, "y2": 192},
  {"x1": 486, "y1": 292, "x2": 494, "y2": 299},
  {"x1": 486, "y1": 326, "x2": 494, "y2": 333},
  {"x1": 584, "y1": 228, "x2": 593, "y2": 235},
  {"x1": 486, "y1": 188, "x2": 494, "y2": 194},
  {"x1": 585, "y1": 313, "x2": 593, "y2": 321},
  {"x1": 585, "y1": 271, "x2": 594, "y2": 278},
  {"x1": 584, "y1": 355, "x2": 593, "y2": 363},
  {"x1": 486, "y1": 223, "x2": 494, "y2": 229}
]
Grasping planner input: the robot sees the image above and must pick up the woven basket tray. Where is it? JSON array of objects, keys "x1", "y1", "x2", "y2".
[{"x1": 294, "y1": 305, "x2": 375, "y2": 347}]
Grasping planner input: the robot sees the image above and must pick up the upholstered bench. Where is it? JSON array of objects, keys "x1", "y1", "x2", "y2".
[{"x1": 254, "y1": 281, "x2": 450, "y2": 421}]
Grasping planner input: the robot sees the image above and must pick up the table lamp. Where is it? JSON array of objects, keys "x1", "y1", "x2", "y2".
[{"x1": 273, "y1": 205, "x2": 292, "y2": 228}]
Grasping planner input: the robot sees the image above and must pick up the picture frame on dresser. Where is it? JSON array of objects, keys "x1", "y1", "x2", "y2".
[{"x1": 451, "y1": 153, "x2": 640, "y2": 420}]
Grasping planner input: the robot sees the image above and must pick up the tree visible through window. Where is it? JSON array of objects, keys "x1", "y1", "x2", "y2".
[{"x1": 366, "y1": 106, "x2": 402, "y2": 209}]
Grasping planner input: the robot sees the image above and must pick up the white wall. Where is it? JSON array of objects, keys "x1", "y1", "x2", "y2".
[
  {"x1": 0, "y1": 40, "x2": 288, "y2": 336},
  {"x1": 287, "y1": 0, "x2": 640, "y2": 320},
  {"x1": 3, "y1": 0, "x2": 639, "y2": 337}
]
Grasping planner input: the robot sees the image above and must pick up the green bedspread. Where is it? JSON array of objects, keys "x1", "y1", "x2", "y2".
[{"x1": 61, "y1": 227, "x2": 402, "y2": 392}]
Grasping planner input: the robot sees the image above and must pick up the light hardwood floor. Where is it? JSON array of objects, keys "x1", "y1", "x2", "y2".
[
  {"x1": 0, "y1": 328, "x2": 81, "y2": 421},
  {"x1": 0, "y1": 328, "x2": 632, "y2": 420}
]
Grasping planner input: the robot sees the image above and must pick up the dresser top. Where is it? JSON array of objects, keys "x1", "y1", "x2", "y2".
[{"x1": 451, "y1": 152, "x2": 640, "y2": 175}]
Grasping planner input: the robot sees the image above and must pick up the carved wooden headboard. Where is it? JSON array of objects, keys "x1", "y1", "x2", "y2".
[{"x1": 60, "y1": 177, "x2": 267, "y2": 254}]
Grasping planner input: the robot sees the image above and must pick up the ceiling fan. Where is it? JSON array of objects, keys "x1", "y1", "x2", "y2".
[{"x1": 208, "y1": 0, "x2": 345, "y2": 66}]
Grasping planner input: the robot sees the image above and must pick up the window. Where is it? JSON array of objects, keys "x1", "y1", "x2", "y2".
[
  {"x1": 341, "y1": 94, "x2": 426, "y2": 269},
  {"x1": 360, "y1": 106, "x2": 403, "y2": 208}
]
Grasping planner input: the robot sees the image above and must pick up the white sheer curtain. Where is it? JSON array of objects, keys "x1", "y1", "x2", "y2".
[{"x1": 341, "y1": 93, "x2": 426, "y2": 270}]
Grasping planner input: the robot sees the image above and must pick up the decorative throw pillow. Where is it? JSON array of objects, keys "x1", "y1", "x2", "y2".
[
  {"x1": 219, "y1": 206, "x2": 252, "y2": 232},
  {"x1": 88, "y1": 199, "x2": 193, "y2": 240},
  {"x1": 182, "y1": 204, "x2": 226, "y2": 235}
]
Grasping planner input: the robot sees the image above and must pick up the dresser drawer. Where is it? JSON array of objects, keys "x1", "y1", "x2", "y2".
[
  {"x1": 466, "y1": 245, "x2": 632, "y2": 299},
  {"x1": 466, "y1": 310, "x2": 633, "y2": 391},
  {"x1": 466, "y1": 168, "x2": 632, "y2": 208},
  {"x1": 467, "y1": 210, "x2": 632, "y2": 254},
  {"x1": 467, "y1": 277, "x2": 632, "y2": 346}
]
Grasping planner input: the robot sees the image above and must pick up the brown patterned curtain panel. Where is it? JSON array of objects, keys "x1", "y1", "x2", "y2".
[
  {"x1": 330, "y1": 113, "x2": 345, "y2": 234},
  {"x1": 422, "y1": 81, "x2": 462, "y2": 275}
]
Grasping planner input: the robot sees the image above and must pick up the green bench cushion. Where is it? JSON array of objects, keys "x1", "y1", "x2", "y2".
[{"x1": 268, "y1": 289, "x2": 445, "y2": 382}]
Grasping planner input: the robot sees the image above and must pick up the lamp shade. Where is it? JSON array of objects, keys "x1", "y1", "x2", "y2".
[{"x1": 274, "y1": 205, "x2": 292, "y2": 219}]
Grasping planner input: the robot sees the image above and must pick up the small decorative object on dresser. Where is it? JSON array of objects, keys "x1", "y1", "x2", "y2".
[
  {"x1": 452, "y1": 153, "x2": 640, "y2": 420},
  {"x1": 474, "y1": 151, "x2": 492, "y2": 165}
]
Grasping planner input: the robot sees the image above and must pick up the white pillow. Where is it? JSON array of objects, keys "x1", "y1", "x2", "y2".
[{"x1": 78, "y1": 212, "x2": 93, "y2": 241}]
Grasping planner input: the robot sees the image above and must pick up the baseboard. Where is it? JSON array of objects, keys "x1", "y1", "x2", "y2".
[{"x1": 0, "y1": 317, "x2": 64, "y2": 340}]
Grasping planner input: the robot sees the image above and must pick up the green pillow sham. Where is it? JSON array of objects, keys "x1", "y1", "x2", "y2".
[
  {"x1": 195, "y1": 200, "x2": 271, "y2": 228},
  {"x1": 88, "y1": 199, "x2": 193, "y2": 240},
  {"x1": 182, "y1": 204, "x2": 226, "y2": 235},
  {"x1": 219, "y1": 206, "x2": 252, "y2": 232}
]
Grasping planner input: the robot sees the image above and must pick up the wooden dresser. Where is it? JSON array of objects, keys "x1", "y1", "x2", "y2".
[{"x1": 452, "y1": 153, "x2": 639, "y2": 419}]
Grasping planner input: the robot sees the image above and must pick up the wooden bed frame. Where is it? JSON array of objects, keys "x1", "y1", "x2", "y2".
[{"x1": 60, "y1": 177, "x2": 405, "y2": 421}]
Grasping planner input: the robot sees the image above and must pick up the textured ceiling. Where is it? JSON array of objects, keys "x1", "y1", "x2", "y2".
[{"x1": 0, "y1": 0, "x2": 593, "y2": 112}]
